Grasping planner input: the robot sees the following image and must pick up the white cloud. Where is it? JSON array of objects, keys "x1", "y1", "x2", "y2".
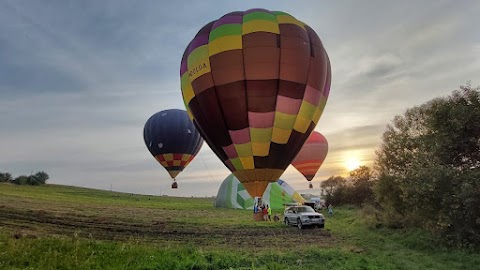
[{"x1": 1, "y1": 1, "x2": 479, "y2": 197}]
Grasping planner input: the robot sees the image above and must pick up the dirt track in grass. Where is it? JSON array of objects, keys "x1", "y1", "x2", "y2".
[{"x1": 0, "y1": 187, "x2": 337, "y2": 250}]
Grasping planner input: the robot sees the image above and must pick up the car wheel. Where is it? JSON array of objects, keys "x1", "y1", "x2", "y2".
[
  {"x1": 297, "y1": 219, "x2": 303, "y2": 230},
  {"x1": 284, "y1": 217, "x2": 290, "y2": 226},
  {"x1": 317, "y1": 224, "x2": 325, "y2": 228}
]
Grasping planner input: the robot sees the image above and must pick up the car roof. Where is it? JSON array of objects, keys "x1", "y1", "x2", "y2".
[
  {"x1": 286, "y1": 206, "x2": 314, "y2": 210},
  {"x1": 286, "y1": 206, "x2": 312, "y2": 210},
  {"x1": 283, "y1": 203, "x2": 301, "y2": 207}
]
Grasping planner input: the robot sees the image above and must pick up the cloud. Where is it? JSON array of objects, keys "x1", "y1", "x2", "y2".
[
  {"x1": 1, "y1": 1, "x2": 479, "y2": 197},
  {"x1": 359, "y1": 54, "x2": 404, "y2": 78},
  {"x1": 0, "y1": 1, "x2": 197, "y2": 100}
]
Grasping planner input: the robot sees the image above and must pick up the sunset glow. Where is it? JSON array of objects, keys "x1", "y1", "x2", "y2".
[{"x1": 345, "y1": 157, "x2": 361, "y2": 171}]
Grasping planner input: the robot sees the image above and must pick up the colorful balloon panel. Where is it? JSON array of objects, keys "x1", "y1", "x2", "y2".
[
  {"x1": 181, "y1": 9, "x2": 331, "y2": 197},
  {"x1": 292, "y1": 131, "x2": 328, "y2": 181},
  {"x1": 143, "y1": 109, "x2": 203, "y2": 179}
]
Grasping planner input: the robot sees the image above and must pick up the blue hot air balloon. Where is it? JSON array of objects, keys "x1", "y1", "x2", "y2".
[{"x1": 143, "y1": 109, "x2": 204, "y2": 188}]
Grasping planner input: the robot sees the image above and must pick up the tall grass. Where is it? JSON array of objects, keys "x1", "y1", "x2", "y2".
[{"x1": 0, "y1": 232, "x2": 378, "y2": 270}]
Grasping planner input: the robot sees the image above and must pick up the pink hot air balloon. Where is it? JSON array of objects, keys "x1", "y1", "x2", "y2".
[{"x1": 291, "y1": 131, "x2": 328, "y2": 188}]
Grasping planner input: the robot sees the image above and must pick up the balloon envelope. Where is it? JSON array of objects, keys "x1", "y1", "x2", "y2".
[
  {"x1": 143, "y1": 109, "x2": 203, "y2": 179},
  {"x1": 214, "y1": 174, "x2": 305, "y2": 210},
  {"x1": 180, "y1": 9, "x2": 331, "y2": 197},
  {"x1": 292, "y1": 131, "x2": 328, "y2": 182}
]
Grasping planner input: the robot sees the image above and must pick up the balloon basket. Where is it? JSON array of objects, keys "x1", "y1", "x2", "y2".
[
  {"x1": 253, "y1": 212, "x2": 264, "y2": 221},
  {"x1": 309, "y1": 183, "x2": 313, "y2": 189},
  {"x1": 171, "y1": 181, "x2": 178, "y2": 189}
]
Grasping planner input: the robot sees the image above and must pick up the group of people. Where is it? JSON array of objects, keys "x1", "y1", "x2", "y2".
[{"x1": 254, "y1": 203, "x2": 272, "y2": 221}]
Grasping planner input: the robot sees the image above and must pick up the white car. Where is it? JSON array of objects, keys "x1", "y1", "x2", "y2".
[{"x1": 283, "y1": 205, "x2": 325, "y2": 229}]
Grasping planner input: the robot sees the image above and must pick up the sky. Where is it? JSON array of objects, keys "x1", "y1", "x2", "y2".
[{"x1": 1, "y1": 1, "x2": 479, "y2": 197}]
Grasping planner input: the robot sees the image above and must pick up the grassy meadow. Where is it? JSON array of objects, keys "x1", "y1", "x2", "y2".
[{"x1": 0, "y1": 183, "x2": 478, "y2": 270}]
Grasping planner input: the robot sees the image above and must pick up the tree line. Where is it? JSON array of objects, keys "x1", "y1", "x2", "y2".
[
  {"x1": 321, "y1": 84, "x2": 480, "y2": 248},
  {"x1": 321, "y1": 166, "x2": 375, "y2": 206},
  {"x1": 0, "y1": 171, "x2": 49, "y2": 185}
]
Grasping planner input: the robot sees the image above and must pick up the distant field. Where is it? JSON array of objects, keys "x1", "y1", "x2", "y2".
[{"x1": 0, "y1": 183, "x2": 478, "y2": 269}]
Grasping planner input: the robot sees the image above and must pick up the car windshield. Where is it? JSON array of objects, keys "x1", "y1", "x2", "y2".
[{"x1": 296, "y1": 206, "x2": 315, "y2": 213}]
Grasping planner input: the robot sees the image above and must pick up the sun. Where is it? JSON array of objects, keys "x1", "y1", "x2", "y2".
[{"x1": 345, "y1": 157, "x2": 361, "y2": 171}]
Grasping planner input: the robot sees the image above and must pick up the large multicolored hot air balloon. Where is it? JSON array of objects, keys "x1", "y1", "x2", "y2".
[
  {"x1": 143, "y1": 109, "x2": 203, "y2": 187},
  {"x1": 180, "y1": 9, "x2": 331, "y2": 197},
  {"x1": 291, "y1": 131, "x2": 328, "y2": 188}
]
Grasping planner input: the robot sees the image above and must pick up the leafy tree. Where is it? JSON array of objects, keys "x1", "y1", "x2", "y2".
[
  {"x1": 320, "y1": 167, "x2": 376, "y2": 206},
  {"x1": 0, "y1": 172, "x2": 13, "y2": 183},
  {"x1": 13, "y1": 175, "x2": 29, "y2": 185},
  {"x1": 349, "y1": 166, "x2": 372, "y2": 181},
  {"x1": 26, "y1": 175, "x2": 40, "y2": 185},
  {"x1": 320, "y1": 176, "x2": 346, "y2": 205},
  {"x1": 349, "y1": 166, "x2": 375, "y2": 205},
  {"x1": 427, "y1": 86, "x2": 480, "y2": 170},
  {"x1": 7, "y1": 171, "x2": 49, "y2": 185},
  {"x1": 321, "y1": 176, "x2": 346, "y2": 195},
  {"x1": 375, "y1": 84, "x2": 480, "y2": 247},
  {"x1": 34, "y1": 171, "x2": 49, "y2": 184}
]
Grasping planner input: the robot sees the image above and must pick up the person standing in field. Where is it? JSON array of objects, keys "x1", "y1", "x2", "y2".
[
  {"x1": 267, "y1": 205, "x2": 272, "y2": 221},
  {"x1": 328, "y1": 204, "x2": 334, "y2": 217},
  {"x1": 262, "y1": 205, "x2": 269, "y2": 221}
]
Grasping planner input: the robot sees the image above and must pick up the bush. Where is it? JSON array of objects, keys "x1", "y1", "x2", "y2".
[
  {"x1": 374, "y1": 84, "x2": 480, "y2": 247},
  {"x1": 321, "y1": 166, "x2": 375, "y2": 206},
  {"x1": 0, "y1": 173, "x2": 13, "y2": 183},
  {"x1": 4, "y1": 171, "x2": 49, "y2": 186},
  {"x1": 13, "y1": 175, "x2": 29, "y2": 185}
]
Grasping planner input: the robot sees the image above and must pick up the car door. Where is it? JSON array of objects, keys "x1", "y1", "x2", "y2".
[
  {"x1": 285, "y1": 207, "x2": 296, "y2": 223},
  {"x1": 292, "y1": 207, "x2": 301, "y2": 224},
  {"x1": 289, "y1": 207, "x2": 298, "y2": 223}
]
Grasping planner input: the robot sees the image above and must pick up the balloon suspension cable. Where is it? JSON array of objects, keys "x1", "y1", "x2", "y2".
[{"x1": 199, "y1": 149, "x2": 216, "y2": 183}]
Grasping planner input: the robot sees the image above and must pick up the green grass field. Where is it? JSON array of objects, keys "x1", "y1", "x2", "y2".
[{"x1": 0, "y1": 183, "x2": 478, "y2": 269}]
